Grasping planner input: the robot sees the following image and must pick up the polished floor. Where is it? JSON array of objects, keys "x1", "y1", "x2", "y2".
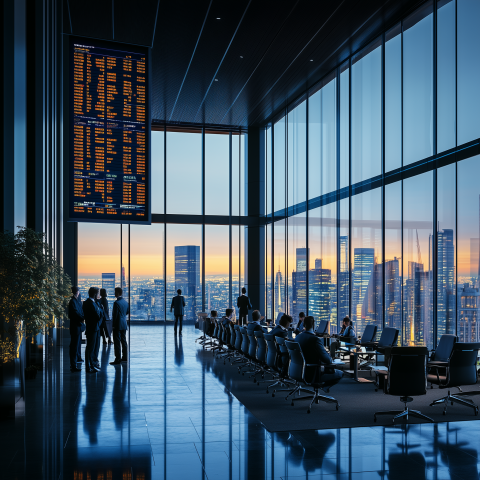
[{"x1": 2, "y1": 325, "x2": 480, "y2": 480}]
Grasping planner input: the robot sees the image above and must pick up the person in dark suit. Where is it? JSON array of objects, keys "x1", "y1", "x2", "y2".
[
  {"x1": 170, "y1": 288, "x2": 186, "y2": 336},
  {"x1": 330, "y1": 316, "x2": 356, "y2": 359},
  {"x1": 271, "y1": 314, "x2": 292, "y2": 375},
  {"x1": 295, "y1": 316, "x2": 343, "y2": 390},
  {"x1": 93, "y1": 291, "x2": 106, "y2": 367},
  {"x1": 68, "y1": 286, "x2": 85, "y2": 372},
  {"x1": 222, "y1": 308, "x2": 234, "y2": 328},
  {"x1": 246, "y1": 310, "x2": 265, "y2": 333},
  {"x1": 110, "y1": 287, "x2": 129, "y2": 365},
  {"x1": 237, "y1": 287, "x2": 252, "y2": 326},
  {"x1": 99, "y1": 288, "x2": 113, "y2": 345},
  {"x1": 83, "y1": 287, "x2": 103, "y2": 373},
  {"x1": 294, "y1": 311, "x2": 306, "y2": 334}
]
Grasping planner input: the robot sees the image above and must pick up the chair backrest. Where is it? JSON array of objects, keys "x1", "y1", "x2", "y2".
[
  {"x1": 315, "y1": 320, "x2": 328, "y2": 335},
  {"x1": 285, "y1": 340, "x2": 304, "y2": 383},
  {"x1": 240, "y1": 327, "x2": 249, "y2": 355},
  {"x1": 447, "y1": 342, "x2": 480, "y2": 387},
  {"x1": 213, "y1": 319, "x2": 219, "y2": 338},
  {"x1": 275, "y1": 312, "x2": 285, "y2": 325},
  {"x1": 433, "y1": 334, "x2": 457, "y2": 362},
  {"x1": 234, "y1": 325, "x2": 243, "y2": 350},
  {"x1": 218, "y1": 323, "x2": 224, "y2": 343},
  {"x1": 248, "y1": 331, "x2": 257, "y2": 358},
  {"x1": 222, "y1": 323, "x2": 229, "y2": 343},
  {"x1": 276, "y1": 335, "x2": 288, "y2": 354},
  {"x1": 378, "y1": 327, "x2": 399, "y2": 348},
  {"x1": 387, "y1": 346, "x2": 428, "y2": 397},
  {"x1": 204, "y1": 318, "x2": 212, "y2": 336},
  {"x1": 360, "y1": 324, "x2": 377, "y2": 344},
  {"x1": 254, "y1": 330, "x2": 267, "y2": 363},
  {"x1": 229, "y1": 324, "x2": 236, "y2": 347},
  {"x1": 264, "y1": 333, "x2": 278, "y2": 369}
]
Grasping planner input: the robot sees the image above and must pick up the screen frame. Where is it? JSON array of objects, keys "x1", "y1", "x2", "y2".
[{"x1": 66, "y1": 35, "x2": 152, "y2": 225}]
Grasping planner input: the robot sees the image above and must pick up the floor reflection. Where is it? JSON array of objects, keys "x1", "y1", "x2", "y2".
[{"x1": 5, "y1": 325, "x2": 480, "y2": 480}]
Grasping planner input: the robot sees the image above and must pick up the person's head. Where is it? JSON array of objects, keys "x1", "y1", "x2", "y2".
[
  {"x1": 100, "y1": 288, "x2": 107, "y2": 298},
  {"x1": 115, "y1": 287, "x2": 123, "y2": 298},
  {"x1": 241, "y1": 287, "x2": 246, "y2": 294},
  {"x1": 304, "y1": 316, "x2": 315, "y2": 331},
  {"x1": 177, "y1": 289, "x2": 182, "y2": 295},
  {"x1": 342, "y1": 316, "x2": 351, "y2": 327},
  {"x1": 279, "y1": 314, "x2": 292, "y2": 328},
  {"x1": 88, "y1": 287, "x2": 99, "y2": 299},
  {"x1": 252, "y1": 310, "x2": 261, "y2": 322},
  {"x1": 211, "y1": 310, "x2": 217, "y2": 318},
  {"x1": 226, "y1": 308, "x2": 233, "y2": 318},
  {"x1": 71, "y1": 286, "x2": 80, "y2": 299},
  {"x1": 299, "y1": 312, "x2": 305, "y2": 320}
]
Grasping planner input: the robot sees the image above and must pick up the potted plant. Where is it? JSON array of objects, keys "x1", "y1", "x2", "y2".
[{"x1": 0, "y1": 227, "x2": 71, "y2": 384}]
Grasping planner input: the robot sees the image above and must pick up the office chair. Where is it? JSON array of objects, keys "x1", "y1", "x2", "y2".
[
  {"x1": 195, "y1": 313, "x2": 209, "y2": 344},
  {"x1": 315, "y1": 320, "x2": 329, "y2": 336},
  {"x1": 231, "y1": 325, "x2": 249, "y2": 367},
  {"x1": 237, "y1": 327, "x2": 256, "y2": 374},
  {"x1": 200, "y1": 318, "x2": 215, "y2": 349},
  {"x1": 359, "y1": 324, "x2": 377, "y2": 346},
  {"x1": 374, "y1": 346, "x2": 433, "y2": 424},
  {"x1": 271, "y1": 336, "x2": 302, "y2": 399},
  {"x1": 429, "y1": 342, "x2": 480, "y2": 416},
  {"x1": 264, "y1": 334, "x2": 295, "y2": 393},
  {"x1": 252, "y1": 330, "x2": 275, "y2": 384},
  {"x1": 285, "y1": 340, "x2": 340, "y2": 413},
  {"x1": 427, "y1": 334, "x2": 457, "y2": 387},
  {"x1": 359, "y1": 326, "x2": 399, "y2": 369}
]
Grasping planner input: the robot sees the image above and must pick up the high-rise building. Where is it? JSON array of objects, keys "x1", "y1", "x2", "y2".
[
  {"x1": 308, "y1": 266, "x2": 331, "y2": 324},
  {"x1": 352, "y1": 248, "x2": 375, "y2": 332},
  {"x1": 292, "y1": 248, "x2": 309, "y2": 319},
  {"x1": 175, "y1": 245, "x2": 200, "y2": 320},
  {"x1": 458, "y1": 283, "x2": 480, "y2": 342},
  {"x1": 296, "y1": 247, "x2": 309, "y2": 272},
  {"x1": 437, "y1": 229, "x2": 455, "y2": 336},
  {"x1": 274, "y1": 268, "x2": 285, "y2": 319},
  {"x1": 102, "y1": 273, "x2": 115, "y2": 297},
  {"x1": 315, "y1": 259, "x2": 322, "y2": 269},
  {"x1": 338, "y1": 236, "x2": 349, "y2": 323},
  {"x1": 385, "y1": 258, "x2": 401, "y2": 333},
  {"x1": 153, "y1": 278, "x2": 165, "y2": 321}
]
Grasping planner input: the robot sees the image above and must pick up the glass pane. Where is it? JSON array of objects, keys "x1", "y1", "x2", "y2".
[
  {"x1": 457, "y1": 0, "x2": 480, "y2": 145},
  {"x1": 403, "y1": 171, "x2": 433, "y2": 347},
  {"x1": 338, "y1": 198, "x2": 349, "y2": 328},
  {"x1": 351, "y1": 188, "x2": 383, "y2": 337},
  {"x1": 385, "y1": 25, "x2": 402, "y2": 172},
  {"x1": 352, "y1": 39, "x2": 382, "y2": 183},
  {"x1": 457, "y1": 155, "x2": 480, "y2": 342},
  {"x1": 437, "y1": 164, "x2": 456, "y2": 340},
  {"x1": 288, "y1": 101, "x2": 306, "y2": 209},
  {"x1": 130, "y1": 224, "x2": 164, "y2": 322},
  {"x1": 385, "y1": 182, "x2": 402, "y2": 343},
  {"x1": 232, "y1": 134, "x2": 240, "y2": 216},
  {"x1": 205, "y1": 225, "x2": 229, "y2": 315},
  {"x1": 403, "y1": 3, "x2": 433, "y2": 165},
  {"x1": 273, "y1": 219, "x2": 286, "y2": 319},
  {"x1": 308, "y1": 203, "x2": 337, "y2": 328},
  {"x1": 266, "y1": 223, "x2": 272, "y2": 321},
  {"x1": 166, "y1": 224, "x2": 202, "y2": 321},
  {"x1": 266, "y1": 127, "x2": 272, "y2": 215},
  {"x1": 78, "y1": 223, "x2": 120, "y2": 302},
  {"x1": 274, "y1": 118, "x2": 286, "y2": 214},
  {"x1": 437, "y1": 0, "x2": 456, "y2": 153},
  {"x1": 288, "y1": 213, "x2": 306, "y2": 322},
  {"x1": 340, "y1": 63, "x2": 349, "y2": 189},
  {"x1": 166, "y1": 131, "x2": 202, "y2": 214},
  {"x1": 151, "y1": 130, "x2": 165, "y2": 213},
  {"x1": 308, "y1": 76, "x2": 337, "y2": 200},
  {"x1": 205, "y1": 133, "x2": 229, "y2": 215},
  {"x1": 232, "y1": 225, "x2": 240, "y2": 319},
  {"x1": 240, "y1": 134, "x2": 246, "y2": 216},
  {"x1": 121, "y1": 225, "x2": 129, "y2": 305}
]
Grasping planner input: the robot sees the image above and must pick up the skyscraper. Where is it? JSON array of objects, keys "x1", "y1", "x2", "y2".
[
  {"x1": 437, "y1": 229, "x2": 455, "y2": 336},
  {"x1": 296, "y1": 247, "x2": 309, "y2": 272},
  {"x1": 308, "y1": 265, "x2": 331, "y2": 324},
  {"x1": 352, "y1": 248, "x2": 375, "y2": 333},
  {"x1": 338, "y1": 236, "x2": 349, "y2": 323},
  {"x1": 385, "y1": 258, "x2": 401, "y2": 333},
  {"x1": 153, "y1": 278, "x2": 165, "y2": 321},
  {"x1": 274, "y1": 268, "x2": 285, "y2": 319},
  {"x1": 292, "y1": 248, "x2": 309, "y2": 319},
  {"x1": 175, "y1": 245, "x2": 200, "y2": 320},
  {"x1": 102, "y1": 273, "x2": 115, "y2": 297},
  {"x1": 458, "y1": 283, "x2": 480, "y2": 342}
]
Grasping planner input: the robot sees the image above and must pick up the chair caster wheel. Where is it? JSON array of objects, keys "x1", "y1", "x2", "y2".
[
  {"x1": 374, "y1": 416, "x2": 377, "y2": 422},
  {"x1": 336, "y1": 404, "x2": 339, "y2": 411},
  {"x1": 443, "y1": 410, "x2": 446, "y2": 415},
  {"x1": 307, "y1": 409, "x2": 311, "y2": 414}
]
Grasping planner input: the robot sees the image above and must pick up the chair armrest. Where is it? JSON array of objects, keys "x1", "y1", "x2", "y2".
[{"x1": 427, "y1": 361, "x2": 448, "y2": 367}]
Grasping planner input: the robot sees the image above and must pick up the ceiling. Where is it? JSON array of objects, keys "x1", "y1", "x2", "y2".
[{"x1": 65, "y1": 0, "x2": 425, "y2": 128}]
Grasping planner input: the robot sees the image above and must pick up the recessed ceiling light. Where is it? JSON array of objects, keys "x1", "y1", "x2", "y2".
[
  {"x1": 215, "y1": 78, "x2": 218, "y2": 81},
  {"x1": 310, "y1": 59, "x2": 313, "y2": 62},
  {"x1": 240, "y1": 56, "x2": 243, "y2": 58},
  {"x1": 216, "y1": 17, "x2": 221, "y2": 20}
]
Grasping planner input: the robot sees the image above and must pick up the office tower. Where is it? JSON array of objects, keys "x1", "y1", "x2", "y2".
[
  {"x1": 121, "y1": 266, "x2": 126, "y2": 289},
  {"x1": 153, "y1": 278, "x2": 165, "y2": 321},
  {"x1": 296, "y1": 247, "x2": 309, "y2": 272},
  {"x1": 102, "y1": 273, "x2": 115, "y2": 297},
  {"x1": 385, "y1": 258, "x2": 401, "y2": 332},
  {"x1": 292, "y1": 248, "x2": 309, "y2": 318},
  {"x1": 470, "y1": 238, "x2": 479, "y2": 287},
  {"x1": 274, "y1": 268, "x2": 285, "y2": 318},
  {"x1": 340, "y1": 236, "x2": 348, "y2": 273},
  {"x1": 352, "y1": 248, "x2": 375, "y2": 333},
  {"x1": 362, "y1": 262, "x2": 383, "y2": 331},
  {"x1": 315, "y1": 259, "x2": 322, "y2": 269},
  {"x1": 458, "y1": 283, "x2": 480, "y2": 342},
  {"x1": 308, "y1": 266, "x2": 331, "y2": 324},
  {"x1": 174, "y1": 245, "x2": 200, "y2": 320},
  {"x1": 437, "y1": 229, "x2": 455, "y2": 336},
  {"x1": 338, "y1": 236, "x2": 349, "y2": 324}
]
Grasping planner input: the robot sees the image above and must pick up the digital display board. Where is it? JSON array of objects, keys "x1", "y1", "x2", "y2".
[{"x1": 69, "y1": 37, "x2": 150, "y2": 223}]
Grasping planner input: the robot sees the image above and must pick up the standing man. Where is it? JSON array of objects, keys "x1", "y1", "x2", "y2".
[
  {"x1": 237, "y1": 287, "x2": 252, "y2": 327},
  {"x1": 171, "y1": 289, "x2": 186, "y2": 336},
  {"x1": 68, "y1": 286, "x2": 85, "y2": 372},
  {"x1": 83, "y1": 287, "x2": 103, "y2": 373},
  {"x1": 110, "y1": 287, "x2": 129, "y2": 365}
]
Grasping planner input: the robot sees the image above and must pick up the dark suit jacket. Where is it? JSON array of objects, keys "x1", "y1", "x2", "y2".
[
  {"x1": 338, "y1": 324, "x2": 356, "y2": 343},
  {"x1": 237, "y1": 295, "x2": 252, "y2": 316},
  {"x1": 247, "y1": 322, "x2": 264, "y2": 334},
  {"x1": 270, "y1": 325, "x2": 288, "y2": 338},
  {"x1": 295, "y1": 331, "x2": 333, "y2": 382},
  {"x1": 83, "y1": 298, "x2": 103, "y2": 335},
  {"x1": 170, "y1": 295, "x2": 185, "y2": 316},
  {"x1": 68, "y1": 296, "x2": 84, "y2": 334},
  {"x1": 112, "y1": 297, "x2": 129, "y2": 330},
  {"x1": 99, "y1": 297, "x2": 110, "y2": 321}
]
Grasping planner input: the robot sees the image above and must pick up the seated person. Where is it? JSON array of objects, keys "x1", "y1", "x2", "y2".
[
  {"x1": 222, "y1": 308, "x2": 234, "y2": 327},
  {"x1": 208, "y1": 310, "x2": 217, "y2": 336},
  {"x1": 294, "y1": 311, "x2": 306, "y2": 334},
  {"x1": 270, "y1": 314, "x2": 292, "y2": 338},
  {"x1": 246, "y1": 310, "x2": 265, "y2": 333},
  {"x1": 330, "y1": 316, "x2": 356, "y2": 359},
  {"x1": 295, "y1": 316, "x2": 343, "y2": 391}
]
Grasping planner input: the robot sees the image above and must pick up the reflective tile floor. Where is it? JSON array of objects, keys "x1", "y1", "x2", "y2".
[{"x1": 2, "y1": 325, "x2": 480, "y2": 480}]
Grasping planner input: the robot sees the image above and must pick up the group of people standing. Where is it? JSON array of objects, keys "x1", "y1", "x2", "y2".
[{"x1": 68, "y1": 286, "x2": 129, "y2": 373}]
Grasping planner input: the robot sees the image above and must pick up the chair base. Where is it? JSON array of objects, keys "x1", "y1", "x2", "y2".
[
  {"x1": 374, "y1": 398, "x2": 433, "y2": 424},
  {"x1": 292, "y1": 388, "x2": 339, "y2": 413},
  {"x1": 430, "y1": 389, "x2": 479, "y2": 416}
]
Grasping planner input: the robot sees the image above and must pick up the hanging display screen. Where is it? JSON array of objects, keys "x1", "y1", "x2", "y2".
[{"x1": 69, "y1": 37, "x2": 150, "y2": 223}]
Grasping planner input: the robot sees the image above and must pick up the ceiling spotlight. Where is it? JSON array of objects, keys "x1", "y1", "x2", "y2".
[
  {"x1": 310, "y1": 59, "x2": 313, "y2": 62},
  {"x1": 216, "y1": 17, "x2": 221, "y2": 20},
  {"x1": 215, "y1": 78, "x2": 218, "y2": 81},
  {"x1": 240, "y1": 56, "x2": 243, "y2": 58}
]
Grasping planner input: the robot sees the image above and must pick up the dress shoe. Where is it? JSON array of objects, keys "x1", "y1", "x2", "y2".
[
  {"x1": 92, "y1": 365, "x2": 101, "y2": 372},
  {"x1": 110, "y1": 360, "x2": 122, "y2": 365},
  {"x1": 70, "y1": 367, "x2": 82, "y2": 372},
  {"x1": 94, "y1": 363, "x2": 100, "y2": 368},
  {"x1": 77, "y1": 358, "x2": 84, "y2": 363}
]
